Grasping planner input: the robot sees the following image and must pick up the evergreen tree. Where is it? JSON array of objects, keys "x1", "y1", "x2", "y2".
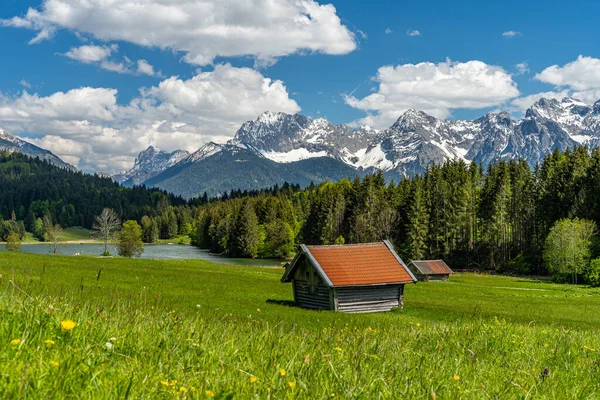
[{"x1": 230, "y1": 200, "x2": 260, "y2": 257}]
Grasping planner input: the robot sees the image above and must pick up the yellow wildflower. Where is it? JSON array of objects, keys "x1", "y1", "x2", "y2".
[
  {"x1": 44, "y1": 339, "x2": 55, "y2": 345},
  {"x1": 250, "y1": 376, "x2": 258, "y2": 383},
  {"x1": 161, "y1": 381, "x2": 170, "y2": 387},
  {"x1": 10, "y1": 339, "x2": 21, "y2": 345},
  {"x1": 453, "y1": 375, "x2": 460, "y2": 381},
  {"x1": 179, "y1": 387, "x2": 188, "y2": 393},
  {"x1": 279, "y1": 368, "x2": 287, "y2": 377},
  {"x1": 416, "y1": 323, "x2": 421, "y2": 327},
  {"x1": 288, "y1": 382, "x2": 296, "y2": 389},
  {"x1": 50, "y1": 361, "x2": 59, "y2": 367},
  {"x1": 205, "y1": 390, "x2": 215, "y2": 397},
  {"x1": 335, "y1": 347, "x2": 342, "y2": 352},
  {"x1": 60, "y1": 320, "x2": 77, "y2": 331}
]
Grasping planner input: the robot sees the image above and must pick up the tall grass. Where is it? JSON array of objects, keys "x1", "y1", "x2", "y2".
[{"x1": 1, "y1": 253, "x2": 600, "y2": 398}]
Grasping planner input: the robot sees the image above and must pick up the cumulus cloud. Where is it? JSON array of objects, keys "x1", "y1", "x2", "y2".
[
  {"x1": 534, "y1": 55, "x2": 600, "y2": 103},
  {"x1": 2, "y1": 0, "x2": 357, "y2": 66},
  {"x1": 19, "y1": 80, "x2": 32, "y2": 88},
  {"x1": 344, "y1": 59, "x2": 520, "y2": 128},
  {"x1": 502, "y1": 31, "x2": 522, "y2": 38},
  {"x1": 0, "y1": 64, "x2": 300, "y2": 173},
  {"x1": 385, "y1": 28, "x2": 392, "y2": 35},
  {"x1": 406, "y1": 29, "x2": 421, "y2": 37}
]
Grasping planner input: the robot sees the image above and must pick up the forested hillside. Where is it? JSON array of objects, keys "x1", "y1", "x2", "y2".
[
  {"x1": 191, "y1": 146, "x2": 600, "y2": 274},
  {"x1": 0, "y1": 152, "x2": 185, "y2": 230}
]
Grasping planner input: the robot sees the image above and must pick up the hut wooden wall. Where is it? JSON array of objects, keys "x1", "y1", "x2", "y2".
[
  {"x1": 292, "y1": 256, "x2": 332, "y2": 310},
  {"x1": 334, "y1": 285, "x2": 404, "y2": 313}
]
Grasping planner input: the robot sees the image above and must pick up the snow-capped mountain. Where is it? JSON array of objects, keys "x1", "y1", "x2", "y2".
[
  {"x1": 231, "y1": 111, "x2": 376, "y2": 163},
  {"x1": 113, "y1": 146, "x2": 189, "y2": 186},
  {"x1": 117, "y1": 96, "x2": 600, "y2": 198},
  {"x1": 0, "y1": 127, "x2": 74, "y2": 170},
  {"x1": 228, "y1": 96, "x2": 600, "y2": 177}
]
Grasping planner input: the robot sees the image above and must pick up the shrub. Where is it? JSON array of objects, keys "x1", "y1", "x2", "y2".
[
  {"x1": 586, "y1": 258, "x2": 600, "y2": 287},
  {"x1": 6, "y1": 233, "x2": 22, "y2": 252}
]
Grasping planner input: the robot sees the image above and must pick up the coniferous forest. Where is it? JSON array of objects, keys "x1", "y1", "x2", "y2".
[
  {"x1": 191, "y1": 146, "x2": 600, "y2": 275},
  {"x1": 5, "y1": 147, "x2": 600, "y2": 275}
]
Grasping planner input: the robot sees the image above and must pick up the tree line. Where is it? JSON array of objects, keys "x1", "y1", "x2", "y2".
[
  {"x1": 189, "y1": 146, "x2": 600, "y2": 277},
  {"x1": 6, "y1": 147, "x2": 600, "y2": 279}
]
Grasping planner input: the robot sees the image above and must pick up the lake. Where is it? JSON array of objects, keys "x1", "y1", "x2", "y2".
[{"x1": 0, "y1": 244, "x2": 283, "y2": 267}]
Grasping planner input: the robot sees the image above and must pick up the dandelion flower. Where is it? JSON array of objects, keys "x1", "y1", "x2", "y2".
[
  {"x1": 453, "y1": 375, "x2": 460, "y2": 381},
  {"x1": 44, "y1": 339, "x2": 55, "y2": 345},
  {"x1": 161, "y1": 381, "x2": 170, "y2": 387},
  {"x1": 335, "y1": 347, "x2": 342, "y2": 352},
  {"x1": 205, "y1": 390, "x2": 215, "y2": 397},
  {"x1": 60, "y1": 320, "x2": 77, "y2": 331},
  {"x1": 50, "y1": 361, "x2": 59, "y2": 367},
  {"x1": 10, "y1": 339, "x2": 21, "y2": 345},
  {"x1": 288, "y1": 382, "x2": 296, "y2": 389},
  {"x1": 279, "y1": 368, "x2": 287, "y2": 377},
  {"x1": 250, "y1": 376, "x2": 258, "y2": 383},
  {"x1": 416, "y1": 323, "x2": 421, "y2": 327},
  {"x1": 179, "y1": 387, "x2": 188, "y2": 393}
]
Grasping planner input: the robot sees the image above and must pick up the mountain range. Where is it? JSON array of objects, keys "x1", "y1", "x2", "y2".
[
  {"x1": 0, "y1": 128, "x2": 74, "y2": 170},
  {"x1": 113, "y1": 96, "x2": 600, "y2": 199},
  {"x1": 3, "y1": 96, "x2": 600, "y2": 199}
]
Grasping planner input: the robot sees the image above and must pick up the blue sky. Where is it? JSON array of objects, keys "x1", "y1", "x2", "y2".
[{"x1": 1, "y1": 0, "x2": 600, "y2": 172}]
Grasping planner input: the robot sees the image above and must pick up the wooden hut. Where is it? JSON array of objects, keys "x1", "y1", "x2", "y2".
[
  {"x1": 280, "y1": 241, "x2": 417, "y2": 313},
  {"x1": 407, "y1": 260, "x2": 453, "y2": 282}
]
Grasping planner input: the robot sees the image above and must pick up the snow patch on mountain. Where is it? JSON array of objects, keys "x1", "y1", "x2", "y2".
[{"x1": 114, "y1": 145, "x2": 189, "y2": 186}]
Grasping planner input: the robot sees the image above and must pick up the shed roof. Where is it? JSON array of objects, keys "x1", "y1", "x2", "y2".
[
  {"x1": 281, "y1": 241, "x2": 416, "y2": 287},
  {"x1": 409, "y1": 260, "x2": 453, "y2": 275}
]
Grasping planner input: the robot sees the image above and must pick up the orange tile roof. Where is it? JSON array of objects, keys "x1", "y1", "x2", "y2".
[
  {"x1": 410, "y1": 260, "x2": 453, "y2": 275},
  {"x1": 304, "y1": 242, "x2": 415, "y2": 287}
]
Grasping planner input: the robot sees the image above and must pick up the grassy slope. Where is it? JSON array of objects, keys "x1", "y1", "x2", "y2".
[
  {"x1": 1, "y1": 253, "x2": 600, "y2": 398},
  {"x1": 59, "y1": 226, "x2": 93, "y2": 242}
]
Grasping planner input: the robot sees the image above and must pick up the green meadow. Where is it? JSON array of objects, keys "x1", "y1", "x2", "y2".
[{"x1": 1, "y1": 252, "x2": 600, "y2": 399}]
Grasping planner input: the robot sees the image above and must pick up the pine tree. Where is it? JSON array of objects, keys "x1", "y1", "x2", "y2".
[
  {"x1": 230, "y1": 200, "x2": 260, "y2": 257},
  {"x1": 407, "y1": 178, "x2": 429, "y2": 260}
]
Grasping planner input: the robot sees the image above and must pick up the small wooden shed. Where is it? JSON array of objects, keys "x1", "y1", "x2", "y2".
[
  {"x1": 407, "y1": 260, "x2": 453, "y2": 282},
  {"x1": 281, "y1": 241, "x2": 417, "y2": 313}
]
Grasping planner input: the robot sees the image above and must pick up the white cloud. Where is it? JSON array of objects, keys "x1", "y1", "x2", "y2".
[
  {"x1": 19, "y1": 80, "x2": 32, "y2": 89},
  {"x1": 136, "y1": 60, "x2": 156, "y2": 76},
  {"x1": 515, "y1": 61, "x2": 529, "y2": 75},
  {"x1": 2, "y1": 0, "x2": 357, "y2": 66},
  {"x1": 0, "y1": 64, "x2": 300, "y2": 173},
  {"x1": 64, "y1": 44, "x2": 116, "y2": 64},
  {"x1": 536, "y1": 56, "x2": 600, "y2": 90},
  {"x1": 344, "y1": 59, "x2": 520, "y2": 128},
  {"x1": 502, "y1": 31, "x2": 522, "y2": 38},
  {"x1": 62, "y1": 44, "x2": 160, "y2": 76},
  {"x1": 385, "y1": 28, "x2": 392, "y2": 35},
  {"x1": 511, "y1": 55, "x2": 600, "y2": 106},
  {"x1": 406, "y1": 29, "x2": 421, "y2": 37}
]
